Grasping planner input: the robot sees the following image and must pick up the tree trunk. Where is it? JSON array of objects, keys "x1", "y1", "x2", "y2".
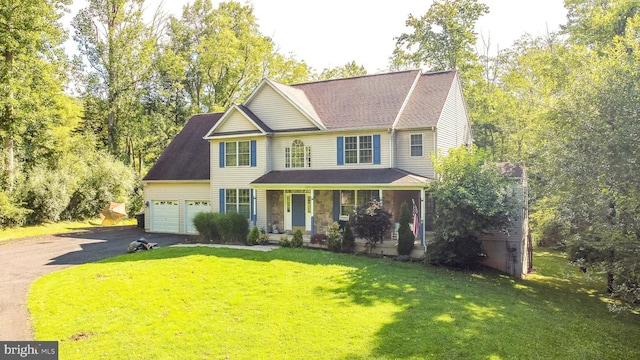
[{"x1": 3, "y1": 49, "x2": 14, "y2": 185}]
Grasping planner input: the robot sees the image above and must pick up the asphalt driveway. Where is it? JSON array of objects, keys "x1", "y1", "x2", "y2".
[{"x1": 0, "y1": 226, "x2": 189, "y2": 340}]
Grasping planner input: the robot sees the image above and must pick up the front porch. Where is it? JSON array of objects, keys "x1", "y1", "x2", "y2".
[{"x1": 262, "y1": 231, "x2": 433, "y2": 258}]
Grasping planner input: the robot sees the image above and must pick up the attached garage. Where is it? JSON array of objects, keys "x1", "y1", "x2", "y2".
[
  {"x1": 150, "y1": 200, "x2": 180, "y2": 233},
  {"x1": 185, "y1": 200, "x2": 211, "y2": 234}
]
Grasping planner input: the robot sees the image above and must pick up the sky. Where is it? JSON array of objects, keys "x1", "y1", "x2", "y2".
[{"x1": 63, "y1": 0, "x2": 569, "y2": 73}]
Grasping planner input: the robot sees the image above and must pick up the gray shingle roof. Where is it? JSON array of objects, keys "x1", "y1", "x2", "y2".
[
  {"x1": 251, "y1": 168, "x2": 429, "y2": 186},
  {"x1": 143, "y1": 113, "x2": 223, "y2": 181},
  {"x1": 395, "y1": 71, "x2": 457, "y2": 129},
  {"x1": 291, "y1": 70, "x2": 422, "y2": 130}
]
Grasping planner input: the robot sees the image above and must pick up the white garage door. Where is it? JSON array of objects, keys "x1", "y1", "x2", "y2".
[
  {"x1": 151, "y1": 200, "x2": 179, "y2": 233},
  {"x1": 185, "y1": 200, "x2": 211, "y2": 234}
]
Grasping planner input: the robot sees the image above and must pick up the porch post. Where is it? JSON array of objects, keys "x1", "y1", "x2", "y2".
[
  {"x1": 311, "y1": 189, "x2": 315, "y2": 236},
  {"x1": 420, "y1": 188, "x2": 426, "y2": 247}
]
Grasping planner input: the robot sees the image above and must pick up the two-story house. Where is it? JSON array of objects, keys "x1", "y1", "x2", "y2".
[{"x1": 143, "y1": 69, "x2": 472, "y2": 255}]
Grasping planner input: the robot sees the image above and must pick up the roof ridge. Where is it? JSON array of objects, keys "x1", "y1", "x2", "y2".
[{"x1": 288, "y1": 69, "x2": 421, "y2": 87}]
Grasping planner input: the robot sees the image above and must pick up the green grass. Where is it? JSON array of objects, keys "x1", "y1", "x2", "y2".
[
  {"x1": 0, "y1": 219, "x2": 136, "y2": 242},
  {"x1": 28, "y1": 247, "x2": 640, "y2": 360}
]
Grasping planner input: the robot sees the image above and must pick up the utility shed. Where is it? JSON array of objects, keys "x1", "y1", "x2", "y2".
[{"x1": 479, "y1": 163, "x2": 531, "y2": 278}]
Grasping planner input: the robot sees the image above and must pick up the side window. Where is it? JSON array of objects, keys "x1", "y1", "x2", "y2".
[{"x1": 410, "y1": 134, "x2": 423, "y2": 157}]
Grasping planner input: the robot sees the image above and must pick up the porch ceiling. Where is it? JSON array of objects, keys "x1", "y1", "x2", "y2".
[{"x1": 250, "y1": 168, "x2": 430, "y2": 189}]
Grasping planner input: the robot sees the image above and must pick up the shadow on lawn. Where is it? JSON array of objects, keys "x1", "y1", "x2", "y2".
[{"x1": 98, "y1": 246, "x2": 640, "y2": 359}]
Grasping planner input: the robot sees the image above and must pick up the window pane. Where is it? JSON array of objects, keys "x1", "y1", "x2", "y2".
[
  {"x1": 344, "y1": 136, "x2": 358, "y2": 164},
  {"x1": 357, "y1": 190, "x2": 378, "y2": 205},
  {"x1": 306, "y1": 146, "x2": 311, "y2": 167},
  {"x1": 359, "y1": 135, "x2": 372, "y2": 163},
  {"x1": 225, "y1": 142, "x2": 237, "y2": 166},
  {"x1": 411, "y1": 134, "x2": 423, "y2": 157},
  {"x1": 238, "y1": 189, "x2": 251, "y2": 219},
  {"x1": 291, "y1": 140, "x2": 305, "y2": 168},
  {"x1": 226, "y1": 189, "x2": 237, "y2": 213},
  {"x1": 238, "y1": 141, "x2": 250, "y2": 166},
  {"x1": 340, "y1": 190, "x2": 355, "y2": 216},
  {"x1": 285, "y1": 148, "x2": 291, "y2": 168}
]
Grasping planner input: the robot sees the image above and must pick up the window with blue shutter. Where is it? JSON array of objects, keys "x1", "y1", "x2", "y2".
[
  {"x1": 219, "y1": 143, "x2": 225, "y2": 168},
  {"x1": 373, "y1": 134, "x2": 381, "y2": 164},
  {"x1": 250, "y1": 140, "x2": 257, "y2": 167},
  {"x1": 219, "y1": 189, "x2": 225, "y2": 213},
  {"x1": 337, "y1": 137, "x2": 344, "y2": 165}
]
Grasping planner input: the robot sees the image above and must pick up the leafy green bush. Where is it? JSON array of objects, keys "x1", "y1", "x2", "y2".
[
  {"x1": 279, "y1": 235, "x2": 291, "y2": 247},
  {"x1": 291, "y1": 229, "x2": 304, "y2": 248},
  {"x1": 0, "y1": 190, "x2": 30, "y2": 228},
  {"x1": 192, "y1": 212, "x2": 219, "y2": 242},
  {"x1": 216, "y1": 213, "x2": 249, "y2": 244},
  {"x1": 62, "y1": 153, "x2": 136, "y2": 220},
  {"x1": 397, "y1": 202, "x2": 415, "y2": 256},
  {"x1": 247, "y1": 226, "x2": 261, "y2": 245},
  {"x1": 341, "y1": 222, "x2": 355, "y2": 253},
  {"x1": 427, "y1": 234, "x2": 487, "y2": 268},
  {"x1": 21, "y1": 165, "x2": 74, "y2": 224},
  {"x1": 327, "y1": 222, "x2": 342, "y2": 253}
]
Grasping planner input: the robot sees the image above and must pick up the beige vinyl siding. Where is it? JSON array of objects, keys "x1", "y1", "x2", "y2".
[
  {"x1": 143, "y1": 182, "x2": 210, "y2": 234},
  {"x1": 210, "y1": 137, "x2": 268, "y2": 213},
  {"x1": 435, "y1": 77, "x2": 472, "y2": 156},
  {"x1": 271, "y1": 132, "x2": 390, "y2": 171},
  {"x1": 395, "y1": 130, "x2": 435, "y2": 178},
  {"x1": 245, "y1": 85, "x2": 316, "y2": 131},
  {"x1": 216, "y1": 110, "x2": 258, "y2": 133}
]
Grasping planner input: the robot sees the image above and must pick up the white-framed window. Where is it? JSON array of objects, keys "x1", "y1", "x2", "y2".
[
  {"x1": 285, "y1": 139, "x2": 311, "y2": 168},
  {"x1": 225, "y1": 141, "x2": 250, "y2": 166},
  {"x1": 340, "y1": 189, "x2": 379, "y2": 216},
  {"x1": 410, "y1": 134, "x2": 423, "y2": 157},
  {"x1": 344, "y1": 135, "x2": 372, "y2": 164},
  {"x1": 225, "y1": 188, "x2": 251, "y2": 219}
]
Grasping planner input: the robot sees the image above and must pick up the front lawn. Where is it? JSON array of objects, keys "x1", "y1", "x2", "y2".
[{"x1": 28, "y1": 248, "x2": 640, "y2": 359}]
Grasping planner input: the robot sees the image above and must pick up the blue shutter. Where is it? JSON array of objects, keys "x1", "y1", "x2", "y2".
[
  {"x1": 337, "y1": 137, "x2": 344, "y2": 165},
  {"x1": 373, "y1": 134, "x2": 381, "y2": 165},
  {"x1": 219, "y1": 142, "x2": 225, "y2": 168},
  {"x1": 219, "y1": 189, "x2": 225, "y2": 213},
  {"x1": 333, "y1": 190, "x2": 340, "y2": 221},
  {"x1": 250, "y1": 140, "x2": 257, "y2": 167}
]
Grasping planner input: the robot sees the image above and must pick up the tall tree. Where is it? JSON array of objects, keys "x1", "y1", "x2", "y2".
[
  {"x1": 314, "y1": 61, "x2": 367, "y2": 81},
  {"x1": 0, "y1": 0, "x2": 70, "y2": 184},
  {"x1": 73, "y1": 0, "x2": 162, "y2": 161},
  {"x1": 167, "y1": 0, "x2": 308, "y2": 113},
  {"x1": 390, "y1": 0, "x2": 488, "y2": 76}
]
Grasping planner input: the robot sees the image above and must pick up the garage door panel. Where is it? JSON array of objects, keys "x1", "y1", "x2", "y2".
[
  {"x1": 151, "y1": 200, "x2": 179, "y2": 233},
  {"x1": 185, "y1": 200, "x2": 211, "y2": 234}
]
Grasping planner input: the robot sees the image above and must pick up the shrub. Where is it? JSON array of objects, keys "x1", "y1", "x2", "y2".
[
  {"x1": 0, "y1": 190, "x2": 30, "y2": 228},
  {"x1": 310, "y1": 233, "x2": 327, "y2": 246},
  {"x1": 350, "y1": 199, "x2": 392, "y2": 253},
  {"x1": 21, "y1": 165, "x2": 74, "y2": 224},
  {"x1": 397, "y1": 202, "x2": 415, "y2": 256},
  {"x1": 259, "y1": 234, "x2": 270, "y2": 245},
  {"x1": 192, "y1": 212, "x2": 219, "y2": 242},
  {"x1": 279, "y1": 236, "x2": 291, "y2": 247},
  {"x1": 327, "y1": 222, "x2": 342, "y2": 253},
  {"x1": 427, "y1": 234, "x2": 486, "y2": 269},
  {"x1": 341, "y1": 222, "x2": 355, "y2": 253},
  {"x1": 247, "y1": 226, "x2": 261, "y2": 245},
  {"x1": 291, "y1": 229, "x2": 304, "y2": 248},
  {"x1": 216, "y1": 213, "x2": 249, "y2": 244},
  {"x1": 61, "y1": 152, "x2": 136, "y2": 221}
]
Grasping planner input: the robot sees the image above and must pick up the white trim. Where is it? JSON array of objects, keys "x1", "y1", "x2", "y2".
[
  {"x1": 203, "y1": 105, "x2": 267, "y2": 139},
  {"x1": 410, "y1": 133, "x2": 423, "y2": 157}
]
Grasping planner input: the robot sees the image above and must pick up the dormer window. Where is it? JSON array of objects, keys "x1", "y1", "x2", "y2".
[{"x1": 285, "y1": 139, "x2": 311, "y2": 168}]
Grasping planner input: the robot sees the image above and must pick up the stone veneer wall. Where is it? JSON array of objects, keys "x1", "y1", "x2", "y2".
[
  {"x1": 313, "y1": 190, "x2": 334, "y2": 235},
  {"x1": 266, "y1": 190, "x2": 284, "y2": 233}
]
